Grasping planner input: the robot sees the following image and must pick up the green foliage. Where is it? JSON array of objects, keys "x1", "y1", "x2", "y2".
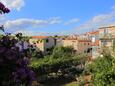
[
  {"x1": 87, "y1": 55, "x2": 115, "y2": 86},
  {"x1": 101, "y1": 46, "x2": 111, "y2": 57},
  {"x1": 113, "y1": 39, "x2": 115, "y2": 52},
  {"x1": 30, "y1": 55, "x2": 85, "y2": 75},
  {"x1": 52, "y1": 46, "x2": 74, "y2": 58},
  {"x1": 30, "y1": 46, "x2": 87, "y2": 77}
]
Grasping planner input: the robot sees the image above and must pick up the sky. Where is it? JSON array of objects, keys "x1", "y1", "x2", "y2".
[{"x1": 0, "y1": 0, "x2": 115, "y2": 35}]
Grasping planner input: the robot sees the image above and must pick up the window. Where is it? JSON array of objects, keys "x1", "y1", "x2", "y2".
[
  {"x1": 104, "y1": 28, "x2": 108, "y2": 35},
  {"x1": 103, "y1": 41, "x2": 107, "y2": 45},
  {"x1": 84, "y1": 43, "x2": 86, "y2": 45},
  {"x1": 84, "y1": 50, "x2": 86, "y2": 53},
  {"x1": 88, "y1": 43, "x2": 90, "y2": 45},
  {"x1": 46, "y1": 39, "x2": 49, "y2": 43},
  {"x1": 87, "y1": 48, "x2": 91, "y2": 53},
  {"x1": 37, "y1": 41, "x2": 39, "y2": 43},
  {"x1": 40, "y1": 40, "x2": 42, "y2": 43}
]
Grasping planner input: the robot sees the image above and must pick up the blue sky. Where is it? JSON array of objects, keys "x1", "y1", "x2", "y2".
[{"x1": 0, "y1": 0, "x2": 115, "y2": 35}]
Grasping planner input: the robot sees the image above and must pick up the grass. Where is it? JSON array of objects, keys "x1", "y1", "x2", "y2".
[{"x1": 64, "y1": 81, "x2": 78, "y2": 86}]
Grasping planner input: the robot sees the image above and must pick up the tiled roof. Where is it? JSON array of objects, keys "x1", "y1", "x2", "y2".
[
  {"x1": 78, "y1": 40, "x2": 91, "y2": 42},
  {"x1": 64, "y1": 36, "x2": 78, "y2": 40},
  {"x1": 64, "y1": 38, "x2": 78, "y2": 40},
  {"x1": 99, "y1": 26, "x2": 115, "y2": 29},
  {"x1": 31, "y1": 36, "x2": 48, "y2": 39},
  {"x1": 91, "y1": 40, "x2": 99, "y2": 46},
  {"x1": 87, "y1": 31, "x2": 99, "y2": 35}
]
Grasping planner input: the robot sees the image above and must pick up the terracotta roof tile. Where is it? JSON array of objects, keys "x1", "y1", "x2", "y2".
[
  {"x1": 99, "y1": 26, "x2": 115, "y2": 29},
  {"x1": 31, "y1": 36, "x2": 48, "y2": 39},
  {"x1": 91, "y1": 40, "x2": 99, "y2": 46},
  {"x1": 88, "y1": 31, "x2": 99, "y2": 35},
  {"x1": 78, "y1": 40, "x2": 91, "y2": 42}
]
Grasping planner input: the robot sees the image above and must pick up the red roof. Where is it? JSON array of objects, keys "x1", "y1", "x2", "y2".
[
  {"x1": 64, "y1": 36, "x2": 78, "y2": 40},
  {"x1": 64, "y1": 38, "x2": 78, "y2": 40},
  {"x1": 88, "y1": 31, "x2": 99, "y2": 35},
  {"x1": 99, "y1": 26, "x2": 115, "y2": 29},
  {"x1": 31, "y1": 36, "x2": 48, "y2": 39},
  {"x1": 78, "y1": 40, "x2": 91, "y2": 42},
  {"x1": 91, "y1": 40, "x2": 99, "y2": 46},
  {"x1": 112, "y1": 35, "x2": 115, "y2": 38}
]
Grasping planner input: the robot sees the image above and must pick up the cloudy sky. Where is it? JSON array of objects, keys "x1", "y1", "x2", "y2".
[{"x1": 0, "y1": 0, "x2": 115, "y2": 35}]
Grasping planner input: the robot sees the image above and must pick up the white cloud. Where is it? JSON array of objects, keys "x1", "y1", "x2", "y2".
[
  {"x1": 75, "y1": 9, "x2": 115, "y2": 33},
  {"x1": 0, "y1": 0, "x2": 25, "y2": 11},
  {"x1": 13, "y1": 30, "x2": 55, "y2": 36},
  {"x1": 49, "y1": 17, "x2": 62, "y2": 24},
  {"x1": 91, "y1": 14, "x2": 113, "y2": 23},
  {"x1": 64, "y1": 18, "x2": 79, "y2": 25},
  {"x1": 3, "y1": 17, "x2": 61, "y2": 31},
  {"x1": 13, "y1": 30, "x2": 37, "y2": 36}
]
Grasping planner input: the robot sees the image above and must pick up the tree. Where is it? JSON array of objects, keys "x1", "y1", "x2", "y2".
[{"x1": 52, "y1": 46, "x2": 74, "y2": 59}]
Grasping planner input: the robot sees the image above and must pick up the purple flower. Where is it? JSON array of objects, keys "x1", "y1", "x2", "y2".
[
  {"x1": 27, "y1": 70, "x2": 36, "y2": 81},
  {"x1": 0, "y1": 46, "x2": 7, "y2": 54},
  {"x1": 5, "y1": 49, "x2": 18, "y2": 60},
  {"x1": 2, "y1": 8, "x2": 10, "y2": 13},
  {"x1": 0, "y1": 33, "x2": 36, "y2": 85},
  {"x1": 0, "y1": 2, "x2": 5, "y2": 9},
  {"x1": 0, "y1": 2, "x2": 10, "y2": 14},
  {"x1": 22, "y1": 58, "x2": 29, "y2": 66},
  {"x1": 16, "y1": 68, "x2": 27, "y2": 79}
]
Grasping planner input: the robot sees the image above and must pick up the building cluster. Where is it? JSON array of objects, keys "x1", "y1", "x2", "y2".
[{"x1": 29, "y1": 26, "x2": 115, "y2": 59}]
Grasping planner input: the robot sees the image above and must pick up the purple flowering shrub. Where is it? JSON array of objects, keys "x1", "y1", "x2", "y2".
[
  {"x1": 0, "y1": 2, "x2": 10, "y2": 14},
  {"x1": 0, "y1": 2, "x2": 36, "y2": 86},
  {"x1": 0, "y1": 34, "x2": 36, "y2": 86}
]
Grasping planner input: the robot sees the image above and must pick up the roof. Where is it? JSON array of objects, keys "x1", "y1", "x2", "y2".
[
  {"x1": 31, "y1": 36, "x2": 49, "y2": 39},
  {"x1": 99, "y1": 26, "x2": 115, "y2": 29},
  {"x1": 64, "y1": 35, "x2": 78, "y2": 40},
  {"x1": 86, "y1": 31, "x2": 99, "y2": 35},
  {"x1": 78, "y1": 40, "x2": 91, "y2": 42},
  {"x1": 91, "y1": 40, "x2": 99, "y2": 46},
  {"x1": 64, "y1": 38, "x2": 78, "y2": 40}
]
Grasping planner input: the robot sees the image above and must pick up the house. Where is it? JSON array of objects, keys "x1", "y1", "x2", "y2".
[
  {"x1": 85, "y1": 31, "x2": 100, "y2": 59},
  {"x1": 29, "y1": 36, "x2": 55, "y2": 55},
  {"x1": 62, "y1": 35, "x2": 92, "y2": 56},
  {"x1": 53, "y1": 36, "x2": 64, "y2": 46},
  {"x1": 99, "y1": 26, "x2": 115, "y2": 50}
]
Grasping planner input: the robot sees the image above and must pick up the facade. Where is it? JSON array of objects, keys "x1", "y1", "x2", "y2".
[
  {"x1": 85, "y1": 31, "x2": 100, "y2": 59},
  {"x1": 29, "y1": 36, "x2": 55, "y2": 55},
  {"x1": 28, "y1": 26, "x2": 115, "y2": 57},
  {"x1": 99, "y1": 26, "x2": 115, "y2": 50},
  {"x1": 54, "y1": 37, "x2": 63, "y2": 46},
  {"x1": 91, "y1": 40, "x2": 100, "y2": 59},
  {"x1": 62, "y1": 35, "x2": 92, "y2": 56}
]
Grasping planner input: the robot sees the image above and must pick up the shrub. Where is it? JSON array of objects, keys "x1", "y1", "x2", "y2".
[
  {"x1": 87, "y1": 55, "x2": 115, "y2": 86},
  {"x1": 0, "y1": 35, "x2": 36, "y2": 86}
]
